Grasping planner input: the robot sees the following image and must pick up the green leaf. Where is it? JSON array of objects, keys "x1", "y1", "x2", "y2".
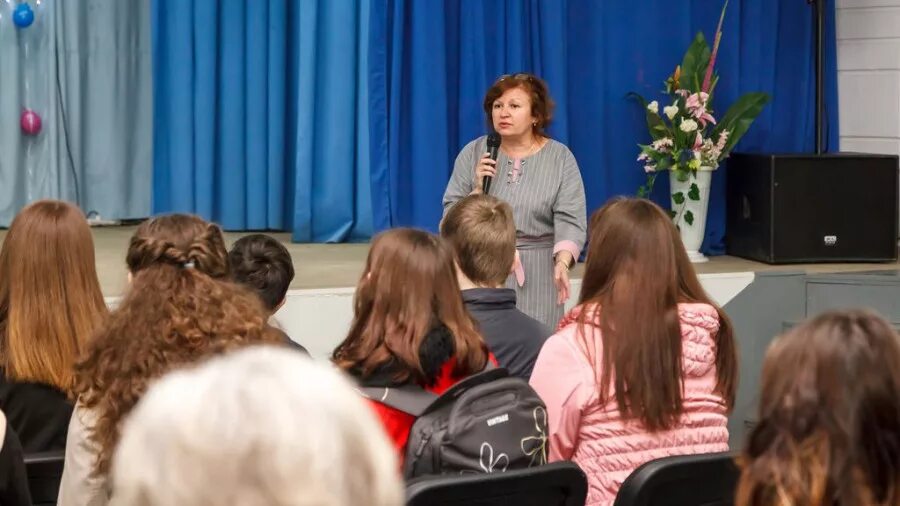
[
  {"x1": 711, "y1": 92, "x2": 770, "y2": 155},
  {"x1": 680, "y1": 33, "x2": 711, "y2": 93},
  {"x1": 668, "y1": 210, "x2": 677, "y2": 219},
  {"x1": 672, "y1": 192, "x2": 685, "y2": 205},
  {"x1": 627, "y1": 92, "x2": 668, "y2": 141},
  {"x1": 688, "y1": 183, "x2": 700, "y2": 200},
  {"x1": 637, "y1": 173, "x2": 658, "y2": 197},
  {"x1": 708, "y1": 74, "x2": 720, "y2": 99},
  {"x1": 684, "y1": 210, "x2": 695, "y2": 226},
  {"x1": 675, "y1": 168, "x2": 691, "y2": 182}
]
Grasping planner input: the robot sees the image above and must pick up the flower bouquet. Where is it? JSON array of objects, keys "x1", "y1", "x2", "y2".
[{"x1": 630, "y1": 1, "x2": 769, "y2": 261}]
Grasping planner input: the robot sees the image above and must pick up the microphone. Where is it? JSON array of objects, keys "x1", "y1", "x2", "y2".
[{"x1": 484, "y1": 133, "x2": 501, "y2": 195}]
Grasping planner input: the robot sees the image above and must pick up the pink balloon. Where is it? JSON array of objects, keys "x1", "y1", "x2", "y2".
[{"x1": 20, "y1": 109, "x2": 42, "y2": 135}]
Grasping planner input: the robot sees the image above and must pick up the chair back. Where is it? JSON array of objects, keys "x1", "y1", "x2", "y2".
[
  {"x1": 613, "y1": 452, "x2": 739, "y2": 506},
  {"x1": 405, "y1": 461, "x2": 587, "y2": 506},
  {"x1": 24, "y1": 451, "x2": 65, "y2": 506}
]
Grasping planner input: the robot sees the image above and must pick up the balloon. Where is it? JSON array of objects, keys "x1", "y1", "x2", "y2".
[
  {"x1": 20, "y1": 109, "x2": 42, "y2": 135},
  {"x1": 12, "y1": 3, "x2": 34, "y2": 29}
]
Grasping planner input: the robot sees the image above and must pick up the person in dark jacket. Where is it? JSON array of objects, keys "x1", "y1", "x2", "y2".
[
  {"x1": 0, "y1": 201, "x2": 108, "y2": 452},
  {"x1": 228, "y1": 234, "x2": 308, "y2": 354},
  {"x1": 442, "y1": 195, "x2": 551, "y2": 380}
]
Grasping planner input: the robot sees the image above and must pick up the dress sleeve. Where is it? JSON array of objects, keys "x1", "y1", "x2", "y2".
[
  {"x1": 552, "y1": 147, "x2": 587, "y2": 261},
  {"x1": 442, "y1": 138, "x2": 481, "y2": 215}
]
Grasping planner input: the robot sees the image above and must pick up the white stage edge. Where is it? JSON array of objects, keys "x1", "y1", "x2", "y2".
[{"x1": 273, "y1": 272, "x2": 756, "y2": 359}]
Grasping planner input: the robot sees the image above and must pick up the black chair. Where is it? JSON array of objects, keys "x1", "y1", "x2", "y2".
[
  {"x1": 406, "y1": 462, "x2": 587, "y2": 506},
  {"x1": 24, "y1": 450, "x2": 64, "y2": 506},
  {"x1": 613, "y1": 452, "x2": 739, "y2": 506}
]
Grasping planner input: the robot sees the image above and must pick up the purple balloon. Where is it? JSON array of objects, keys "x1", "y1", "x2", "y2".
[{"x1": 20, "y1": 109, "x2": 42, "y2": 135}]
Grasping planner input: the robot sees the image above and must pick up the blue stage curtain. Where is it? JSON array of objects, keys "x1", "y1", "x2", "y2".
[
  {"x1": 152, "y1": 0, "x2": 373, "y2": 242},
  {"x1": 369, "y1": 0, "x2": 839, "y2": 253}
]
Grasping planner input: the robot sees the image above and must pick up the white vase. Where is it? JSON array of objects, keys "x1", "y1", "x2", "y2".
[{"x1": 669, "y1": 169, "x2": 713, "y2": 263}]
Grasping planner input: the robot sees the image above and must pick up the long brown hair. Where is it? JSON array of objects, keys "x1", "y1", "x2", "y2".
[
  {"x1": 73, "y1": 214, "x2": 282, "y2": 475},
  {"x1": 333, "y1": 228, "x2": 488, "y2": 384},
  {"x1": 736, "y1": 310, "x2": 900, "y2": 506},
  {"x1": 576, "y1": 197, "x2": 737, "y2": 431},
  {"x1": 0, "y1": 200, "x2": 107, "y2": 393}
]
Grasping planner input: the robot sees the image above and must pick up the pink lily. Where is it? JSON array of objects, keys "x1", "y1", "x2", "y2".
[
  {"x1": 685, "y1": 92, "x2": 707, "y2": 110},
  {"x1": 685, "y1": 92, "x2": 717, "y2": 127},
  {"x1": 702, "y1": 0, "x2": 729, "y2": 93},
  {"x1": 693, "y1": 132, "x2": 703, "y2": 150}
]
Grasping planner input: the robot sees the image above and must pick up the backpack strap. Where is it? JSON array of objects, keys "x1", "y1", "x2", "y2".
[
  {"x1": 359, "y1": 358, "x2": 496, "y2": 416},
  {"x1": 358, "y1": 384, "x2": 437, "y2": 417}
]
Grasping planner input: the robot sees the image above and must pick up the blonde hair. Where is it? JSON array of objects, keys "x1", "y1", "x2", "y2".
[
  {"x1": 0, "y1": 200, "x2": 107, "y2": 393},
  {"x1": 441, "y1": 195, "x2": 516, "y2": 287},
  {"x1": 110, "y1": 346, "x2": 403, "y2": 506}
]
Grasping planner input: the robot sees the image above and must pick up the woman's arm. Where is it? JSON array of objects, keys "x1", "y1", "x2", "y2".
[
  {"x1": 552, "y1": 148, "x2": 588, "y2": 263},
  {"x1": 551, "y1": 148, "x2": 588, "y2": 304},
  {"x1": 442, "y1": 139, "x2": 481, "y2": 215}
]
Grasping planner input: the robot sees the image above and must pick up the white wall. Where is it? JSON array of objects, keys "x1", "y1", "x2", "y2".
[
  {"x1": 837, "y1": 0, "x2": 900, "y2": 229},
  {"x1": 275, "y1": 273, "x2": 756, "y2": 360},
  {"x1": 837, "y1": 0, "x2": 900, "y2": 154}
]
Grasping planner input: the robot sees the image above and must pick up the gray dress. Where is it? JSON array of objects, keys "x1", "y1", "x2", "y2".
[{"x1": 443, "y1": 136, "x2": 587, "y2": 329}]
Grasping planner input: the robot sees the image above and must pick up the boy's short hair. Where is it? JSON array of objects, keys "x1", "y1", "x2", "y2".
[
  {"x1": 228, "y1": 234, "x2": 295, "y2": 311},
  {"x1": 440, "y1": 195, "x2": 516, "y2": 286}
]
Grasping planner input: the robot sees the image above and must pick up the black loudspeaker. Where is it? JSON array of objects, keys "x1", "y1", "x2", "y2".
[{"x1": 726, "y1": 153, "x2": 899, "y2": 264}]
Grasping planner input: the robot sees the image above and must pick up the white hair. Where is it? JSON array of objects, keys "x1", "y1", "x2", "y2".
[{"x1": 110, "y1": 346, "x2": 403, "y2": 506}]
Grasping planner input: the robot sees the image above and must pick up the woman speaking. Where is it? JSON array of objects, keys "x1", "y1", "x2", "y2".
[{"x1": 443, "y1": 73, "x2": 587, "y2": 329}]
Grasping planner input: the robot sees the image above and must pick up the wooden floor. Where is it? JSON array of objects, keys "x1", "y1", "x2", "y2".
[{"x1": 1, "y1": 226, "x2": 898, "y2": 296}]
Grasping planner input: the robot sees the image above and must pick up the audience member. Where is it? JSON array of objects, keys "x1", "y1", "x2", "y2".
[
  {"x1": 110, "y1": 346, "x2": 402, "y2": 506},
  {"x1": 529, "y1": 197, "x2": 737, "y2": 506},
  {"x1": 0, "y1": 200, "x2": 107, "y2": 452},
  {"x1": 58, "y1": 214, "x2": 283, "y2": 506},
  {"x1": 736, "y1": 309, "x2": 900, "y2": 506},
  {"x1": 332, "y1": 228, "x2": 491, "y2": 461},
  {"x1": 441, "y1": 194, "x2": 551, "y2": 379},
  {"x1": 228, "y1": 234, "x2": 308, "y2": 354}
]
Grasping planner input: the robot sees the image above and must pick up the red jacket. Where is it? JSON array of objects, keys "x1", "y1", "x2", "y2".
[
  {"x1": 366, "y1": 354, "x2": 498, "y2": 463},
  {"x1": 366, "y1": 359, "x2": 463, "y2": 458}
]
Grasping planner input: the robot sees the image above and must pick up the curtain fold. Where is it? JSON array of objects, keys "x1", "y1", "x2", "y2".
[
  {"x1": 0, "y1": 0, "x2": 152, "y2": 226},
  {"x1": 152, "y1": 0, "x2": 373, "y2": 242}
]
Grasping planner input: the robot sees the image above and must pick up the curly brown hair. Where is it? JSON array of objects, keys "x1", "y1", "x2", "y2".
[{"x1": 73, "y1": 214, "x2": 283, "y2": 476}]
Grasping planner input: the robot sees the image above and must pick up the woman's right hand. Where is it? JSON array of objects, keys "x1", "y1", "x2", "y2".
[{"x1": 472, "y1": 152, "x2": 497, "y2": 194}]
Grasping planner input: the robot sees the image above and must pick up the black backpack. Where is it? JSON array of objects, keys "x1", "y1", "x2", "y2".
[{"x1": 360, "y1": 366, "x2": 549, "y2": 479}]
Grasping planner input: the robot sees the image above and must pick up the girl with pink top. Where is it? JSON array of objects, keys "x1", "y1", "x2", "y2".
[{"x1": 529, "y1": 197, "x2": 738, "y2": 506}]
